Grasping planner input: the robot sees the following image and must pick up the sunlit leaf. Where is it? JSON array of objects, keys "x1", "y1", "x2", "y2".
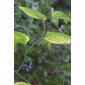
[
  {"x1": 14, "y1": 82, "x2": 31, "y2": 85},
  {"x1": 44, "y1": 32, "x2": 71, "y2": 44},
  {"x1": 51, "y1": 11, "x2": 71, "y2": 26},
  {"x1": 14, "y1": 31, "x2": 30, "y2": 45},
  {"x1": 18, "y1": 6, "x2": 47, "y2": 21}
]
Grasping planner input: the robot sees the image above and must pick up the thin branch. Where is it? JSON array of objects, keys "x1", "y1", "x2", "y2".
[
  {"x1": 15, "y1": 71, "x2": 29, "y2": 83},
  {"x1": 29, "y1": 38, "x2": 42, "y2": 49},
  {"x1": 16, "y1": 38, "x2": 42, "y2": 72},
  {"x1": 16, "y1": 51, "x2": 27, "y2": 72},
  {"x1": 16, "y1": 21, "x2": 46, "y2": 72},
  {"x1": 42, "y1": 21, "x2": 46, "y2": 39}
]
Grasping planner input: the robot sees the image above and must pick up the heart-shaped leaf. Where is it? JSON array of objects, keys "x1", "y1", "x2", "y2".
[
  {"x1": 14, "y1": 82, "x2": 31, "y2": 85},
  {"x1": 51, "y1": 11, "x2": 71, "y2": 26},
  {"x1": 44, "y1": 32, "x2": 71, "y2": 44},
  {"x1": 14, "y1": 31, "x2": 30, "y2": 45},
  {"x1": 18, "y1": 6, "x2": 47, "y2": 21}
]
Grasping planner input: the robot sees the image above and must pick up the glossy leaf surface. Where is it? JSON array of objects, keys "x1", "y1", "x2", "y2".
[
  {"x1": 44, "y1": 32, "x2": 71, "y2": 44},
  {"x1": 18, "y1": 6, "x2": 47, "y2": 21},
  {"x1": 14, "y1": 82, "x2": 31, "y2": 85},
  {"x1": 14, "y1": 31, "x2": 30, "y2": 45}
]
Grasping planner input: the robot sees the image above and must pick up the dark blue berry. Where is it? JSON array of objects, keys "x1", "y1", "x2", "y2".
[
  {"x1": 29, "y1": 65, "x2": 32, "y2": 69},
  {"x1": 22, "y1": 62, "x2": 33, "y2": 72},
  {"x1": 29, "y1": 62, "x2": 32, "y2": 66},
  {"x1": 26, "y1": 68, "x2": 31, "y2": 72},
  {"x1": 22, "y1": 64, "x2": 27, "y2": 70},
  {"x1": 22, "y1": 66, "x2": 25, "y2": 70},
  {"x1": 23, "y1": 64, "x2": 27, "y2": 67}
]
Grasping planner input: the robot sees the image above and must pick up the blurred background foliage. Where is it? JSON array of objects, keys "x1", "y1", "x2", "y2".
[{"x1": 14, "y1": 0, "x2": 71, "y2": 85}]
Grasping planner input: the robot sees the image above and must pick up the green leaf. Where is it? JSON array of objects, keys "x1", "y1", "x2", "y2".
[
  {"x1": 14, "y1": 82, "x2": 31, "y2": 85},
  {"x1": 18, "y1": 6, "x2": 47, "y2": 21},
  {"x1": 51, "y1": 11, "x2": 71, "y2": 26},
  {"x1": 44, "y1": 32, "x2": 71, "y2": 44},
  {"x1": 14, "y1": 31, "x2": 30, "y2": 45}
]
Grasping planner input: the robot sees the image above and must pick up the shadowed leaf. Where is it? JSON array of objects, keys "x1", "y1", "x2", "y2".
[{"x1": 51, "y1": 11, "x2": 71, "y2": 26}]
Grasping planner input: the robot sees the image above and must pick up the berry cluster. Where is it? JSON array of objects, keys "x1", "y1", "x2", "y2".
[{"x1": 22, "y1": 62, "x2": 32, "y2": 72}]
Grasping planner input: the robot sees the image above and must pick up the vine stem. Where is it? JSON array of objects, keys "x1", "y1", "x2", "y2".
[
  {"x1": 15, "y1": 21, "x2": 46, "y2": 72},
  {"x1": 16, "y1": 38, "x2": 42, "y2": 72},
  {"x1": 16, "y1": 50, "x2": 27, "y2": 72},
  {"x1": 42, "y1": 21, "x2": 46, "y2": 39},
  {"x1": 29, "y1": 38, "x2": 42, "y2": 49},
  {"x1": 14, "y1": 71, "x2": 29, "y2": 83}
]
